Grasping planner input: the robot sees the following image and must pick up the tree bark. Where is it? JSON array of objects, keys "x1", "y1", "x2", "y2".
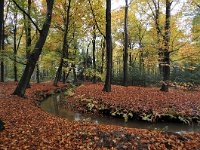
[
  {"x1": 36, "y1": 63, "x2": 40, "y2": 83},
  {"x1": 101, "y1": 39, "x2": 105, "y2": 74},
  {"x1": 72, "y1": 64, "x2": 77, "y2": 83},
  {"x1": 23, "y1": 0, "x2": 32, "y2": 60},
  {"x1": 92, "y1": 25, "x2": 96, "y2": 83},
  {"x1": 103, "y1": 0, "x2": 112, "y2": 92},
  {"x1": 54, "y1": 0, "x2": 71, "y2": 86},
  {"x1": 0, "y1": 0, "x2": 4, "y2": 82},
  {"x1": 13, "y1": 11, "x2": 18, "y2": 81},
  {"x1": 53, "y1": 59, "x2": 63, "y2": 86},
  {"x1": 13, "y1": 0, "x2": 54, "y2": 97},
  {"x1": 151, "y1": 0, "x2": 163, "y2": 74},
  {"x1": 62, "y1": 71, "x2": 66, "y2": 84},
  {"x1": 160, "y1": 0, "x2": 171, "y2": 92},
  {"x1": 123, "y1": 0, "x2": 128, "y2": 86}
]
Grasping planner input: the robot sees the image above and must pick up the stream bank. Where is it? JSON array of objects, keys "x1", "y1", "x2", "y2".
[
  {"x1": 41, "y1": 93, "x2": 200, "y2": 133},
  {"x1": 65, "y1": 82, "x2": 200, "y2": 125}
]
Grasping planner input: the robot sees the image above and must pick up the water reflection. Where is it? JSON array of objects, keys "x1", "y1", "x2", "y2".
[{"x1": 40, "y1": 94, "x2": 200, "y2": 133}]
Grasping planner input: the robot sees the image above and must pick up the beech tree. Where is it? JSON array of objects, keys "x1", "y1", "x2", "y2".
[
  {"x1": 0, "y1": 0, "x2": 4, "y2": 82},
  {"x1": 54, "y1": 0, "x2": 72, "y2": 86},
  {"x1": 160, "y1": 0, "x2": 172, "y2": 91},
  {"x1": 13, "y1": 10, "x2": 18, "y2": 81},
  {"x1": 92, "y1": 25, "x2": 97, "y2": 83},
  {"x1": 13, "y1": 0, "x2": 54, "y2": 97},
  {"x1": 103, "y1": 0, "x2": 112, "y2": 92},
  {"x1": 123, "y1": 0, "x2": 128, "y2": 86},
  {"x1": 23, "y1": 0, "x2": 32, "y2": 60}
]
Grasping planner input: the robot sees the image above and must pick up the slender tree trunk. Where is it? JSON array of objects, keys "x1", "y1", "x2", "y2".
[
  {"x1": 53, "y1": 59, "x2": 63, "y2": 86},
  {"x1": 84, "y1": 41, "x2": 91, "y2": 80},
  {"x1": 23, "y1": 0, "x2": 32, "y2": 60},
  {"x1": 0, "y1": 0, "x2": 4, "y2": 82},
  {"x1": 139, "y1": 42, "x2": 144, "y2": 76},
  {"x1": 62, "y1": 71, "x2": 66, "y2": 84},
  {"x1": 27, "y1": 0, "x2": 31, "y2": 58},
  {"x1": 83, "y1": 42, "x2": 90, "y2": 81},
  {"x1": 123, "y1": 0, "x2": 128, "y2": 86},
  {"x1": 13, "y1": 11, "x2": 18, "y2": 81},
  {"x1": 101, "y1": 39, "x2": 105, "y2": 74},
  {"x1": 36, "y1": 63, "x2": 40, "y2": 83},
  {"x1": 103, "y1": 0, "x2": 112, "y2": 92},
  {"x1": 65, "y1": 68, "x2": 71, "y2": 81},
  {"x1": 92, "y1": 25, "x2": 96, "y2": 83},
  {"x1": 54, "y1": 0, "x2": 71, "y2": 86},
  {"x1": 72, "y1": 64, "x2": 77, "y2": 83},
  {"x1": 152, "y1": 1, "x2": 163, "y2": 75},
  {"x1": 160, "y1": 0, "x2": 171, "y2": 92},
  {"x1": 13, "y1": 0, "x2": 54, "y2": 97}
]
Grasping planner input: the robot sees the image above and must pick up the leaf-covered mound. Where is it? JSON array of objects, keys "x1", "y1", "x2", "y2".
[
  {"x1": 0, "y1": 82, "x2": 200, "y2": 149},
  {"x1": 66, "y1": 82, "x2": 200, "y2": 123}
]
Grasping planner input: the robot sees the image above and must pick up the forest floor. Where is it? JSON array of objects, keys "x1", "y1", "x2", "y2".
[
  {"x1": 66, "y1": 82, "x2": 200, "y2": 124},
  {"x1": 0, "y1": 82, "x2": 200, "y2": 149}
]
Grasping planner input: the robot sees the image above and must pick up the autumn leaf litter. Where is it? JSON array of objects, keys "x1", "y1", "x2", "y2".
[{"x1": 0, "y1": 82, "x2": 200, "y2": 149}]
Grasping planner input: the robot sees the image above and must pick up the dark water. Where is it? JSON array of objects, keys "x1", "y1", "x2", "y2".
[{"x1": 40, "y1": 94, "x2": 200, "y2": 133}]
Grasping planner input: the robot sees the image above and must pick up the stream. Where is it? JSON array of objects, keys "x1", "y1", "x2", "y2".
[{"x1": 40, "y1": 94, "x2": 200, "y2": 133}]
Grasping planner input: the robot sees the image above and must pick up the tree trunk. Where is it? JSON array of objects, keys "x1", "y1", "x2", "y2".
[
  {"x1": 160, "y1": 0, "x2": 171, "y2": 92},
  {"x1": 36, "y1": 63, "x2": 40, "y2": 83},
  {"x1": 92, "y1": 25, "x2": 96, "y2": 83},
  {"x1": 101, "y1": 39, "x2": 105, "y2": 74},
  {"x1": 123, "y1": 0, "x2": 128, "y2": 86},
  {"x1": 152, "y1": 1, "x2": 163, "y2": 75},
  {"x1": 103, "y1": 0, "x2": 112, "y2": 92},
  {"x1": 84, "y1": 41, "x2": 91, "y2": 80},
  {"x1": 139, "y1": 43, "x2": 144, "y2": 76},
  {"x1": 62, "y1": 71, "x2": 66, "y2": 84},
  {"x1": 0, "y1": 0, "x2": 4, "y2": 82},
  {"x1": 53, "y1": 59, "x2": 63, "y2": 86},
  {"x1": 13, "y1": 11, "x2": 18, "y2": 81},
  {"x1": 23, "y1": 0, "x2": 32, "y2": 60},
  {"x1": 72, "y1": 64, "x2": 77, "y2": 83},
  {"x1": 53, "y1": 0, "x2": 71, "y2": 86},
  {"x1": 13, "y1": 0, "x2": 54, "y2": 97}
]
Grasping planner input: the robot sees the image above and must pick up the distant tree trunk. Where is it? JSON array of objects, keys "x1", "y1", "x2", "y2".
[
  {"x1": 72, "y1": 39, "x2": 78, "y2": 83},
  {"x1": 13, "y1": 11, "x2": 18, "y2": 81},
  {"x1": 0, "y1": 0, "x2": 4, "y2": 82},
  {"x1": 82, "y1": 42, "x2": 90, "y2": 81},
  {"x1": 139, "y1": 43, "x2": 144, "y2": 76},
  {"x1": 160, "y1": 0, "x2": 171, "y2": 92},
  {"x1": 62, "y1": 71, "x2": 66, "y2": 83},
  {"x1": 151, "y1": 1, "x2": 163, "y2": 74},
  {"x1": 101, "y1": 39, "x2": 105, "y2": 74},
  {"x1": 72, "y1": 64, "x2": 77, "y2": 83},
  {"x1": 36, "y1": 63, "x2": 40, "y2": 83},
  {"x1": 92, "y1": 25, "x2": 96, "y2": 83},
  {"x1": 23, "y1": 0, "x2": 32, "y2": 60},
  {"x1": 13, "y1": 0, "x2": 54, "y2": 97},
  {"x1": 103, "y1": 0, "x2": 112, "y2": 92},
  {"x1": 123, "y1": 0, "x2": 128, "y2": 86},
  {"x1": 53, "y1": 59, "x2": 63, "y2": 86},
  {"x1": 54, "y1": 0, "x2": 71, "y2": 86},
  {"x1": 84, "y1": 41, "x2": 91, "y2": 80}
]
